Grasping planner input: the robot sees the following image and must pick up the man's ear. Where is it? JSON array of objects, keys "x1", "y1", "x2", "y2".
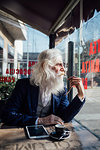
[
  {"x1": 41, "y1": 61, "x2": 45, "y2": 69},
  {"x1": 41, "y1": 59, "x2": 49, "y2": 70}
]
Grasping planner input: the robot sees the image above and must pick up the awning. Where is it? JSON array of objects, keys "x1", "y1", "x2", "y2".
[{"x1": 0, "y1": 0, "x2": 100, "y2": 42}]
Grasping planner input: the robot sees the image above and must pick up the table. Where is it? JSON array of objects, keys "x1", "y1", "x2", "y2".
[{"x1": 0, "y1": 121, "x2": 100, "y2": 150}]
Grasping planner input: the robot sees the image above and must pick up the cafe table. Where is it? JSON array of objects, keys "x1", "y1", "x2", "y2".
[{"x1": 0, "y1": 120, "x2": 100, "y2": 150}]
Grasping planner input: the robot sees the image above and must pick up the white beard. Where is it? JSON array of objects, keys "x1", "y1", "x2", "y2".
[
  {"x1": 40, "y1": 73, "x2": 64, "y2": 96},
  {"x1": 40, "y1": 73, "x2": 64, "y2": 106}
]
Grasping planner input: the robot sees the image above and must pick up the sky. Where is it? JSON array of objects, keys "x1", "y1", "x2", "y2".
[{"x1": 23, "y1": 27, "x2": 49, "y2": 53}]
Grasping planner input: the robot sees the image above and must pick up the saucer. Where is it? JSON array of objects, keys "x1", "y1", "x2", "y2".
[{"x1": 49, "y1": 130, "x2": 70, "y2": 140}]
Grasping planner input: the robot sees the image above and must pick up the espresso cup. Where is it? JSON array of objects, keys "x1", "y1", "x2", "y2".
[{"x1": 55, "y1": 124, "x2": 65, "y2": 136}]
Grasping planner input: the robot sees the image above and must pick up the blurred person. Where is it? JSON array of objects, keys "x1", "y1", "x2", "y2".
[{"x1": 1, "y1": 49, "x2": 85, "y2": 127}]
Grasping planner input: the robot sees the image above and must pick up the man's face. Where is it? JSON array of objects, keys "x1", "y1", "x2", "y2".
[{"x1": 51, "y1": 62, "x2": 65, "y2": 76}]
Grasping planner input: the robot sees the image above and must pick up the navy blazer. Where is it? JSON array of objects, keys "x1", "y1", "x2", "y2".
[{"x1": 1, "y1": 78, "x2": 85, "y2": 127}]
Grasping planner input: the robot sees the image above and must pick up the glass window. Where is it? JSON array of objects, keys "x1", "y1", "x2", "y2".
[
  {"x1": 8, "y1": 44, "x2": 14, "y2": 58},
  {"x1": 0, "y1": 36, "x2": 4, "y2": 48},
  {"x1": 56, "y1": 2, "x2": 100, "y2": 139}
]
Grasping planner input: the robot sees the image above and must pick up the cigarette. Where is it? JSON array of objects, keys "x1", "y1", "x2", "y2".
[{"x1": 66, "y1": 87, "x2": 72, "y2": 95}]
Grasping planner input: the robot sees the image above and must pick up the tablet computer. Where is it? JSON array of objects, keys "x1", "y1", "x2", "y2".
[{"x1": 25, "y1": 125, "x2": 49, "y2": 139}]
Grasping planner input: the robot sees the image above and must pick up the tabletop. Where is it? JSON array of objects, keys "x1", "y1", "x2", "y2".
[{"x1": 0, "y1": 121, "x2": 100, "y2": 150}]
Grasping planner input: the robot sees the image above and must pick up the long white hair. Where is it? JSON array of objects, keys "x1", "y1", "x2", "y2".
[{"x1": 30, "y1": 48, "x2": 64, "y2": 95}]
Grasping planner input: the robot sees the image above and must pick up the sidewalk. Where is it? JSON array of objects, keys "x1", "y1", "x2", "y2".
[
  {"x1": 72, "y1": 120, "x2": 100, "y2": 150},
  {"x1": 74, "y1": 86, "x2": 100, "y2": 140}
]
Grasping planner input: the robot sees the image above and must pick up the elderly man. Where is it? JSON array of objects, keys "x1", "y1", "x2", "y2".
[{"x1": 1, "y1": 49, "x2": 85, "y2": 126}]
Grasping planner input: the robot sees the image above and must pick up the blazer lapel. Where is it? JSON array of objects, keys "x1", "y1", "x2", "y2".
[
  {"x1": 29, "y1": 84, "x2": 39, "y2": 115},
  {"x1": 51, "y1": 94, "x2": 60, "y2": 114}
]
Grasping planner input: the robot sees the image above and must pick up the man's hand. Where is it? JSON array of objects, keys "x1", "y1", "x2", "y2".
[
  {"x1": 68, "y1": 76, "x2": 85, "y2": 100},
  {"x1": 38, "y1": 114, "x2": 64, "y2": 125}
]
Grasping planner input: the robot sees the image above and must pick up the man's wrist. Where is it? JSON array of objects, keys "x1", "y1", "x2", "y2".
[
  {"x1": 38, "y1": 117, "x2": 44, "y2": 125},
  {"x1": 77, "y1": 94, "x2": 85, "y2": 102}
]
